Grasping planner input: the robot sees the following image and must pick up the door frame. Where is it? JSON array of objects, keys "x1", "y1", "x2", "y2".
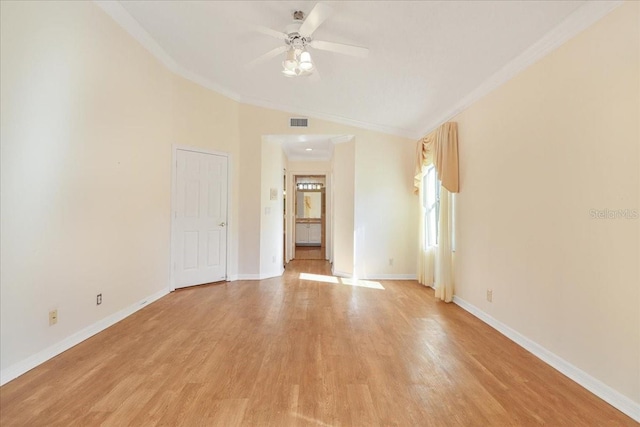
[
  {"x1": 169, "y1": 144, "x2": 232, "y2": 291},
  {"x1": 285, "y1": 171, "x2": 332, "y2": 263}
]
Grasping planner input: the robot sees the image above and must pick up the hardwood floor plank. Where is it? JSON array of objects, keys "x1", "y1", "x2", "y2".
[{"x1": 0, "y1": 260, "x2": 636, "y2": 426}]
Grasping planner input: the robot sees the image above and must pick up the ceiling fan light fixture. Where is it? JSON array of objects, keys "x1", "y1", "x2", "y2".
[
  {"x1": 248, "y1": 3, "x2": 368, "y2": 80},
  {"x1": 284, "y1": 49, "x2": 298, "y2": 71},
  {"x1": 282, "y1": 68, "x2": 297, "y2": 77},
  {"x1": 299, "y1": 50, "x2": 313, "y2": 71}
]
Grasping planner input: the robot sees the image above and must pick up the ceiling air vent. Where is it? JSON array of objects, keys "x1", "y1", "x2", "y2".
[{"x1": 290, "y1": 117, "x2": 309, "y2": 128}]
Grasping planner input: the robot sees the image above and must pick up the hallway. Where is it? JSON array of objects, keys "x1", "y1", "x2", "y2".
[{"x1": 293, "y1": 246, "x2": 324, "y2": 260}]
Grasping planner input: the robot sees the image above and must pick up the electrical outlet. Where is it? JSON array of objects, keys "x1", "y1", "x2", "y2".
[
  {"x1": 389, "y1": 258, "x2": 394, "y2": 266},
  {"x1": 486, "y1": 289, "x2": 493, "y2": 302},
  {"x1": 272, "y1": 255, "x2": 276, "y2": 263},
  {"x1": 96, "y1": 294, "x2": 102, "y2": 305},
  {"x1": 49, "y1": 309, "x2": 58, "y2": 326}
]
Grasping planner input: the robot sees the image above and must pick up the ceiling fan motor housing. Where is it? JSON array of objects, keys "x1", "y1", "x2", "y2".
[
  {"x1": 285, "y1": 32, "x2": 311, "y2": 50},
  {"x1": 285, "y1": 10, "x2": 311, "y2": 50}
]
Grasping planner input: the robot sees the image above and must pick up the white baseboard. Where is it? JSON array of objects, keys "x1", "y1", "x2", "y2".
[
  {"x1": 235, "y1": 274, "x2": 261, "y2": 280},
  {"x1": 331, "y1": 269, "x2": 351, "y2": 278},
  {"x1": 452, "y1": 296, "x2": 640, "y2": 422},
  {"x1": 259, "y1": 268, "x2": 284, "y2": 280},
  {"x1": 0, "y1": 287, "x2": 170, "y2": 386},
  {"x1": 235, "y1": 268, "x2": 284, "y2": 281}
]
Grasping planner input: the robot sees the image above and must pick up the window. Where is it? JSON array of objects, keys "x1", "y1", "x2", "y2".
[{"x1": 422, "y1": 165, "x2": 440, "y2": 247}]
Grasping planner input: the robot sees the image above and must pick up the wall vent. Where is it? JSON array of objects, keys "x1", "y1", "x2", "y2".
[{"x1": 289, "y1": 117, "x2": 309, "y2": 128}]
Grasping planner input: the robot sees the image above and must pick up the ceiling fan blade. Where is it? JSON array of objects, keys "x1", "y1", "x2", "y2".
[
  {"x1": 310, "y1": 40, "x2": 369, "y2": 58},
  {"x1": 243, "y1": 22, "x2": 288, "y2": 40},
  {"x1": 247, "y1": 46, "x2": 288, "y2": 69},
  {"x1": 298, "y1": 3, "x2": 333, "y2": 37},
  {"x1": 255, "y1": 26, "x2": 288, "y2": 40}
]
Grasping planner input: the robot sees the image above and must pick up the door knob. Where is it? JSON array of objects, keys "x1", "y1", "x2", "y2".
[{"x1": 219, "y1": 222, "x2": 226, "y2": 227}]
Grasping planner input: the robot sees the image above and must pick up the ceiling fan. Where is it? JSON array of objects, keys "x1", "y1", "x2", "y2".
[{"x1": 247, "y1": 3, "x2": 369, "y2": 78}]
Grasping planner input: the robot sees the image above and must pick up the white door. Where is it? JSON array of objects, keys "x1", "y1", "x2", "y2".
[{"x1": 173, "y1": 149, "x2": 227, "y2": 289}]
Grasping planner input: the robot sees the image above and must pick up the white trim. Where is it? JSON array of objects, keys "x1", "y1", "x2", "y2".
[
  {"x1": 452, "y1": 295, "x2": 640, "y2": 423},
  {"x1": 170, "y1": 145, "x2": 232, "y2": 291},
  {"x1": 235, "y1": 270, "x2": 283, "y2": 281},
  {"x1": 93, "y1": 1, "x2": 243, "y2": 104},
  {"x1": 331, "y1": 269, "x2": 351, "y2": 278},
  {"x1": 236, "y1": 274, "x2": 262, "y2": 281},
  {"x1": 286, "y1": 170, "x2": 333, "y2": 264},
  {"x1": 418, "y1": 0, "x2": 623, "y2": 136},
  {"x1": 93, "y1": 1, "x2": 179, "y2": 73},
  {"x1": 92, "y1": 0, "x2": 416, "y2": 139},
  {"x1": 0, "y1": 287, "x2": 169, "y2": 386},
  {"x1": 260, "y1": 268, "x2": 285, "y2": 280},
  {"x1": 95, "y1": 0, "x2": 621, "y2": 141}
]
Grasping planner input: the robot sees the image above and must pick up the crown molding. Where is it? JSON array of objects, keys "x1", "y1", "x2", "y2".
[
  {"x1": 417, "y1": 0, "x2": 623, "y2": 137},
  {"x1": 93, "y1": 0, "x2": 244, "y2": 103},
  {"x1": 93, "y1": 0, "x2": 418, "y2": 140},
  {"x1": 95, "y1": 0, "x2": 621, "y2": 142},
  {"x1": 94, "y1": 1, "x2": 180, "y2": 73}
]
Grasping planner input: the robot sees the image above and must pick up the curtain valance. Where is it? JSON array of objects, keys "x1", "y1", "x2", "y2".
[{"x1": 414, "y1": 122, "x2": 459, "y2": 193}]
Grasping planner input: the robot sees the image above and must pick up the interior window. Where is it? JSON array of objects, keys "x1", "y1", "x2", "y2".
[{"x1": 422, "y1": 165, "x2": 440, "y2": 247}]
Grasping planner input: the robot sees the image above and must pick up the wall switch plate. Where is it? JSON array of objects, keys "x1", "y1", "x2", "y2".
[
  {"x1": 97, "y1": 294, "x2": 102, "y2": 305},
  {"x1": 49, "y1": 309, "x2": 58, "y2": 326}
]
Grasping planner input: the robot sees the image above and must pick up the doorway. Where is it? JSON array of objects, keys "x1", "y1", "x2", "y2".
[
  {"x1": 171, "y1": 147, "x2": 229, "y2": 289},
  {"x1": 293, "y1": 176, "x2": 326, "y2": 260}
]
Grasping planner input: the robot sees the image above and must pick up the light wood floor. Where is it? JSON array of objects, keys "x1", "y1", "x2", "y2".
[
  {"x1": 294, "y1": 246, "x2": 325, "y2": 260},
  {"x1": 0, "y1": 260, "x2": 635, "y2": 426}
]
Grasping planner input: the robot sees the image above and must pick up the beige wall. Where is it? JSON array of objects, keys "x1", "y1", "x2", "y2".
[
  {"x1": 260, "y1": 140, "x2": 285, "y2": 278},
  {"x1": 0, "y1": 0, "x2": 418, "y2": 381},
  {"x1": 453, "y1": 1, "x2": 639, "y2": 403},
  {"x1": 171, "y1": 75, "x2": 240, "y2": 279},
  {"x1": 287, "y1": 160, "x2": 331, "y2": 173},
  {"x1": 332, "y1": 141, "x2": 356, "y2": 276},
  {"x1": 238, "y1": 104, "x2": 417, "y2": 278},
  {"x1": 355, "y1": 133, "x2": 418, "y2": 278},
  {"x1": 0, "y1": 1, "x2": 240, "y2": 373}
]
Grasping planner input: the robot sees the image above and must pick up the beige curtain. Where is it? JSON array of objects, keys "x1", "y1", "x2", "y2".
[
  {"x1": 434, "y1": 186, "x2": 454, "y2": 302},
  {"x1": 415, "y1": 122, "x2": 459, "y2": 303},
  {"x1": 414, "y1": 122, "x2": 459, "y2": 194},
  {"x1": 418, "y1": 180, "x2": 436, "y2": 287}
]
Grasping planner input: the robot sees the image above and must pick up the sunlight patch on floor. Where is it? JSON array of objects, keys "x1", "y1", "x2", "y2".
[
  {"x1": 299, "y1": 273, "x2": 385, "y2": 290},
  {"x1": 340, "y1": 278, "x2": 385, "y2": 290},
  {"x1": 298, "y1": 273, "x2": 339, "y2": 283}
]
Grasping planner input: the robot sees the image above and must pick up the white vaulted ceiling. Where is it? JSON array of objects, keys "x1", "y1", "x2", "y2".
[{"x1": 100, "y1": 1, "x2": 619, "y2": 138}]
